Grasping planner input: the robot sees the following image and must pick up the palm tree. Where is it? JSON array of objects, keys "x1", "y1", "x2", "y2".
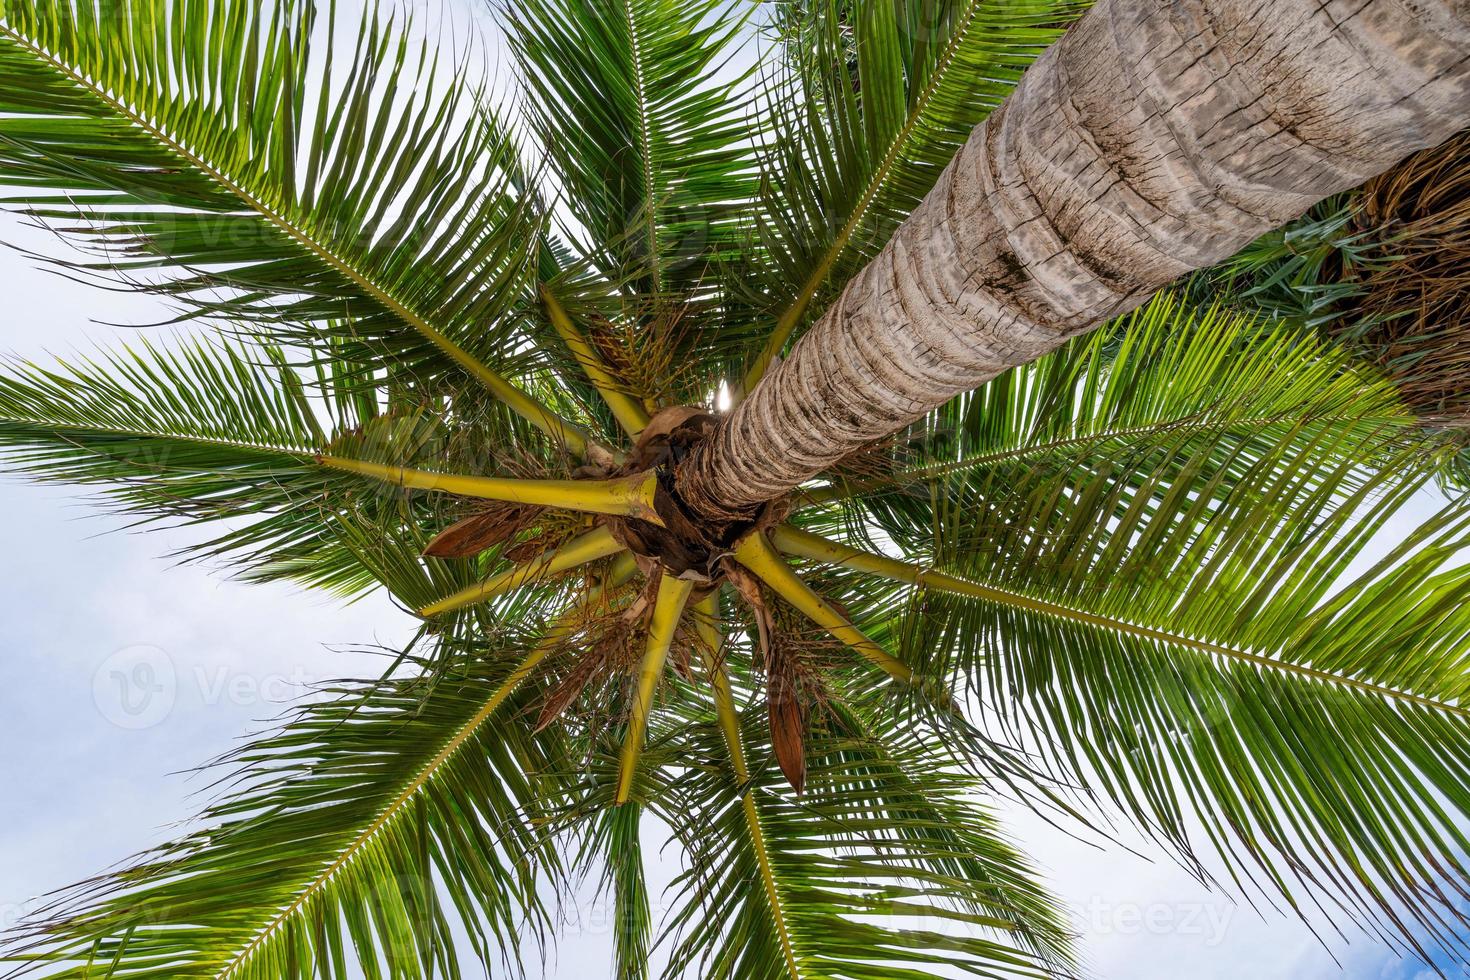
[{"x1": 0, "y1": 0, "x2": 1468, "y2": 977}]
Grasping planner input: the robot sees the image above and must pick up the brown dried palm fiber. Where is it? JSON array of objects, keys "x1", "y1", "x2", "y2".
[{"x1": 1348, "y1": 130, "x2": 1470, "y2": 425}]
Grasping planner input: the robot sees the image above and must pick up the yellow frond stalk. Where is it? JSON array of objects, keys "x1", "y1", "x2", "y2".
[
  {"x1": 615, "y1": 574, "x2": 695, "y2": 805},
  {"x1": 541, "y1": 285, "x2": 651, "y2": 440},
  {"x1": 319, "y1": 456, "x2": 663, "y2": 524},
  {"x1": 452, "y1": 354, "x2": 594, "y2": 458},
  {"x1": 770, "y1": 524, "x2": 955, "y2": 588},
  {"x1": 419, "y1": 526, "x2": 625, "y2": 618},
  {"x1": 692, "y1": 595, "x2": 747, "y2": 778},
  {"x1": 732, "y1": 532, "x2": 912, "y2": 683}
]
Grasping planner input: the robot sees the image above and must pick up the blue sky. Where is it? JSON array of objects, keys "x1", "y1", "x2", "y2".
[{"x1": 0, "y1": 4, "x2": 1465, "y2": 976}]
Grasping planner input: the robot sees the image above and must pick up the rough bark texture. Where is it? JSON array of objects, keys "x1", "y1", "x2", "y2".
[{"x1": 679, "y1": 0, "x2": 1470, "y2": 520}]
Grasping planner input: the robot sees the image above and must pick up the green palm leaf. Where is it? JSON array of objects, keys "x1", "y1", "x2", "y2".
[
  {"x1": 504, "y1": 0, "x2": 758, "y2": 298},
  {"x1": 3, "y1": 630, "x2": 571, "y2": 979},
  {"x1": 0, "y1": 339, "x2": 327, "y2": 495},
  {"x1": 849, "y1": 428, "x2": 1470, "y2": 958},
  {"x1": 576, "y1": 803, "x2": 654, "y2": 980},
  {"x1": 0, "y1": 336, "x2": 610, "y2": 603},
  {"x1": 937, "y1": 512, "x2": 1470, "y2": 958},
  {"x1": 661, "y1": 693, "x2": 1077, "y2": 979},
  {"x1": 0, "y1": 0, "x2": 591, "y2": 447},
  {"x1": 0, "y1": 336, "x2": 373, "y2": 581}
]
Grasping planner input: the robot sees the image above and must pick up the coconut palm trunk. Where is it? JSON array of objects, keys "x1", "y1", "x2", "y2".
[{"x1": 679, "y1": 0, "x2": 1470, "y2": 520}]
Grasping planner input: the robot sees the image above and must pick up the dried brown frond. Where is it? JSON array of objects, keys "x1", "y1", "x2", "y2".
[
  {"x1": 536, "y1": 621, "x2": 638, "y2": 731},
  {"x1": 725, "y1": 568, "x2": 841, "y2": 793},
  {"x1": 422, "y1": 503, "x2": 543, "y2": 559},
  {"x1": 535, "y1": 651, "x2": 607, "y2": 732},
  {"x1": 766, "y1": 610, "x2": 844, "y2": 795},
  {"x1": 726, "y1": 562, "x2": 774, "y2": 661},
  {"x1": 531, "y1": 574, "x2": 656, "y2": 732},
  {"x1": 1347, "y1": 130, "x2": 1470, "y2": 424},
  {"x1": 767, "y1": 629, "x2": 809, "y2": 794},
  {"x1": 670, "y1": 618, "x2": 703, "y2": 682},
  {"x1": 768, "y1": 598, "x2": 849, "y2": 679}
]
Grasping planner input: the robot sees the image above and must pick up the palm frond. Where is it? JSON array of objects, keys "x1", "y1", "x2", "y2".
[
  {"x1": 0, "y1": 337, "x2": 591, "y2": 599},
  {"x1": 0, "y1": 338, "x2": 325, "y2": 496},
  {"x1": 420, "y1": 526, "x2": 627, "y2": 619},
  {"x1": 539, "y1": 282, "x2": 653, "y2": 439},
  {"x1": 0, "y1": 0, "x2": 591, "y2": 448},
  {"x1": 840, "y1": 427, "x2": 1470, "y2": 961},
  {"x1": 2, "y1": 629, "x2": 573, "y2": 979},
  {"x1": 961, "y1": 513, "x2": 1470, "y2": 959},
  {"x1": 660, "y1": 664, "x2": 1077, "y2": 979},
  {"x1": 504, "y1": 0, "x2": 758, "y2": 297},
  {"x1": 576, "y1": 804, "x2": 654, "y2": 980},
  {"x1": 0, "y1": 335, "x2": 375, "y2": 584},
  {"x1": 735, "y1": 530, "x2": 914, "y2": 683},
  {"x1": 1199, "y1": 195, "x2": 1378, "y2": 331}
]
